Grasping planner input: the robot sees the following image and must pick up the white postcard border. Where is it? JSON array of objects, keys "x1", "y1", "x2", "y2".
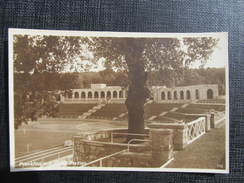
[{"x1": 8, "y1": 28, "x2": 229, "y2": 173}]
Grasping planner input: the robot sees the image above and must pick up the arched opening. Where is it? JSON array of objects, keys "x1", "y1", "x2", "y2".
[
  {"x1": 81, "y1": 92, "x2": 86, "y2": 99},
  {"x1": 74, "y1": 92, "x2": 79, "y2": 99},
  {"x1": 186, "y1": 90, "x2": 191, "y2": 100},
  {"x1": 88, "y1": 91, "x2": 92, "y2": 98},
  {"x1": 107, "y1": 91, "x2": 111, "y2": 98},
  {"x1": 180, "y1": 91, "x2": 184, "y2": 100},
  {"x1": 207, "y1": 89, "x2": 213, "y2": 99},
  {"x1": 167, "y1": 91, "x2": 172, "y2": 100},
  {"x1": 94, "y1": 91, "x2": 99, "y2": 98},
  {"x1": 161, "y1": 92, "x2": 165, "y2": 100},
  {"x1": 195, "y1": 89, "x2": 199, "y2": 99},
  {"x1": 113, "y1": 91, "x2": 118, "y2": 98},
  {"x1": 174, "y1": 91, "x2": 178, "y2": 100},
  {"x1": 100, "y1": 91, "x2": 105, "y2": 98},
  {"x1": 119, "y1": 91, "x2": 123, "y2": 98}
]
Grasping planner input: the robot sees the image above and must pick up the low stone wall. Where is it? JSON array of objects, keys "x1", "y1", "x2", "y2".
[
  {"x1": 148, "y1": 123, "x2": 188, "y2": 150},
  {"x1": 101, "y1": 152, "x2": 152, "y2": 168},
  {"x1": 210, "y1": 111, "x2": 225, "y2": 128},
  {"x1": 73, "y1": 139, "x2": 127, "y2": 163},
  {"x1": 73, "y1": 128, "x2": 174, "y2": 168},
  {"x1": 73, "y1": 128, "x2": 151, "y2": 163}
]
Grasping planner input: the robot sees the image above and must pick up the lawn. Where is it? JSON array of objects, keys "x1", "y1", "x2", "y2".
[
  {"x1": 166, "y1": 124, "x2": 226, "y2": 169},
  {"x1": 15, "y1": 119, "x2": 127, "y2": 156}
]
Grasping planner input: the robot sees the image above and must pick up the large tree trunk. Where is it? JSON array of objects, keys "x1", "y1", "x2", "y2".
[{"x1": 125, "y1": 56, "x2": 149, "y2": 136}]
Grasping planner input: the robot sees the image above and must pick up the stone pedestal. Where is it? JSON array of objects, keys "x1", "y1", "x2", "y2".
[
  {"x1": 210, "y1": 112, "x2": 216, "y2": 128},
  {"x1": 173, "y1": 127, "x2": 188, "y2": 150},
  {"x1": 148, "y1": 123, "x2": 187, "y2": 150},
  {"x1": 205, "y1": 113, "x2": 211, "y2": 132},
  {"x1": 150, "y1": 129, "x2": 174, "y2": 167}
]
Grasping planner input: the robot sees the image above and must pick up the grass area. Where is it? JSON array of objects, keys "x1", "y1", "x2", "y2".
[
  {"x1": 15, "y1": 119, "x2": 127, "y2": 156},
  {"x1": 188, "y1": 104, "x2": 225, "y2": 111},
  {"x1": 15, "y1": 130, "x2": 75, "y2": 156},
  {"x1": 166, "y1": 125, "x2": 226, "y2": 169},
  {"x1": 90, "y1": 104, "x2": 127, "y2": 119},
  {"x1": 144, "y1": 103, "x2": 182, "y2": 119},
  {"x1": 197, "y1": 99, "x2": 226, "y2": 104},
  {"x1": 158, "y1": 112, "x2": 198, "y2": 122},
  {"x1": 57, "y1": 103, "x2": 96, "y2": 117},
  {"x1": 121, "y1": 103, "x2": 182, "y2": 120}
]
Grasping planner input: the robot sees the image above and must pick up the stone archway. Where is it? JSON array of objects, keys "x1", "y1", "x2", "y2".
[
  {"x1": 107, "y1": 91, "x2": 111, "y2": 98},
  {"x1": 174, "y1": 91, "x2": 177, "y2": 100},
  {"x1": 101, "y1": 91, "x2": 105, "y2": 98},
  {"x1": 207, "y1": 89, "x2": 214, "y2": 99},
  {"x1": 88, "y1": 91, "x2": 92, "y2": 98},
  {"x1": 186, "y1": 90, "x2": 191, "y2": 100},
  {"x1": 74, "y1": 92, "x2": 79, "y2": 99},
  {"x1": 195, "y1": 89, "x2": 199, "y2": 99},
  {"x1": 167, "y1": 91, "x2": 172, "y2": 100},
  {"x1": 94, "y1": 91, "x2": 99, "y2": 99},
  {"x1": 81, "y1": 92, "x2": 86, "y2": 99},
  {"x1": 161, "y1": 92, "x2": 165, "y2": 100},
  {"x1": 180, "y1": 91, "x2": 184, "y2": 100},
  {"x1": 113, "y1": 91, "x2": 118, "y2": 98}
]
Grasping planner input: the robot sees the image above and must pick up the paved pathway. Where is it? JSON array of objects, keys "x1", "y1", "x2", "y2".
[{"x1": 166, "y1": 124, "x2": 226, "y2": 169}]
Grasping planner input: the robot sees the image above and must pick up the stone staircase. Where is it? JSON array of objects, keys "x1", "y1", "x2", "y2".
[
  {"x1": 79, "y1": 103, "x2": 106, "y2": 119},
  {"x1": 147, "y1": 103, "x2": 190, "y2": 121}
]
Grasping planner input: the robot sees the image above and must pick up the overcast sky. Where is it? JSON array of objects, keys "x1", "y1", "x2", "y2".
[
  {"x1": 64, "y1": 35, "x2": 227, "y2": 72},
  {"x1": 191, "y1": 37, "x2": 226, "y2": 68},
  {"x1": 87, "y1": 37, "x2": 226, "y2": 72}
]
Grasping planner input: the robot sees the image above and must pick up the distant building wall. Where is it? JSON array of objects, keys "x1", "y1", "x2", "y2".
[
  {"x1": 61, "y1": 84, "x2": 127, "y2": 104},
  {"x1": 61, "y1": 84, "x2": 219, "y2": 104},
  {"x1": 153, "y1": 84, "x2": 219, "y2": 103}
]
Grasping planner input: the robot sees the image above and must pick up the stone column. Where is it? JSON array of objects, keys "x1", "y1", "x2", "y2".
[
  {"x1": 173, "y1": 126, "x2": 188, "y2": 150},
  {"x1": 111, "y1": 90, "x2": 113, "y2": 99},
  {"x1": 98, "y1": 91, "x2": 100, "y2": 99},
  {"x1": 210, "y1": 112, "x2": 216, "y2": 128},
  {"x1": 150, "y1": 129, "x2": 174, "y2": 167},
  {"x1": 205, "y1": 114, "x2": 211, "y2": 132}
]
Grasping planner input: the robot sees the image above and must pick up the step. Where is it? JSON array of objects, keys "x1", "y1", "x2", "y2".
[
  {"x1": 159, "y1": 112, "x2": 167, "y2": 116},
  {"x1": 148, "y1": 116, "x2": 157, "y2": 121},
  {"x1": 170, "y1": 107, "x2": 178, "y2": 112}
]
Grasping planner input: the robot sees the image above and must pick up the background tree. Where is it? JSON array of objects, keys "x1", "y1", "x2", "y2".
[
  {"x1": 88, "y1": 37, "x2": 218, "y2": 134},
  {"x1": 13, "y1": 35, "x2": 218, "y2": 134},
  {"x1": 13, "y1": 35, "x2": 84, "y2": 128}
]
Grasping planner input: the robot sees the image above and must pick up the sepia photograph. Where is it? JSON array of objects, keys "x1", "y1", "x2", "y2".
[{"x1": 9, "y1": 29, "x2": 228, "y2": 173}]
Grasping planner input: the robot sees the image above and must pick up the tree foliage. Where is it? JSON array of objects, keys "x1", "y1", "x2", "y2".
[
  {"x1": 13, "y1": 35, "x2": 82, "y2": 128},
  {"x1": 87, "y1": 37, "x2": 218, "y2": 134},
  {"x1": 13, "y1": 34, "x2": 219, "y2": 132}
]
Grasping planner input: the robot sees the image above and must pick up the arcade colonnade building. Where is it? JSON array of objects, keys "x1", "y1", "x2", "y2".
[
  {"x1": 61, "y1": 84, "x2": 127, "y2": 103},
  {"x1": 61, "y1": 84, "x2": 219, "y2": 104},
  {"x1": 152, "y1": 84, "x2": 219, "y2": 103}
]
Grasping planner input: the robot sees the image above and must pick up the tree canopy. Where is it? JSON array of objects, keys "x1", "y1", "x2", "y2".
[{"x1": 13, "y1": 34, "x2": 219, "y2": 132}]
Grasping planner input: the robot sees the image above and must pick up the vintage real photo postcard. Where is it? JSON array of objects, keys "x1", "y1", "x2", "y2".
[{"x1": 9, "y1": 29, "x2": 229, "y2": 173}]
